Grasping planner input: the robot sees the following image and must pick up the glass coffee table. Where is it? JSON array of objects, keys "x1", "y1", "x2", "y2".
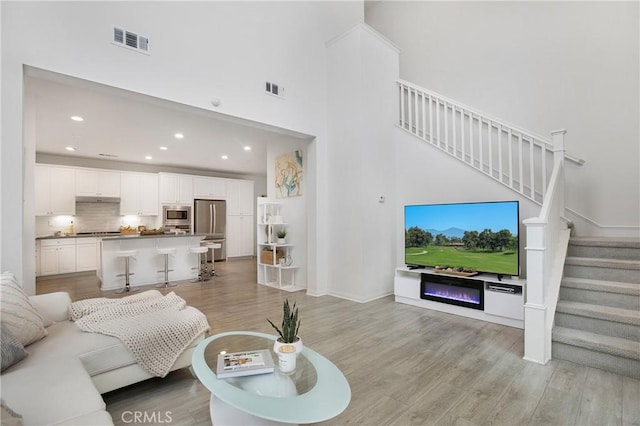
[{"x1": 192, "y1": 331, "x2": 351, "y2": 425}]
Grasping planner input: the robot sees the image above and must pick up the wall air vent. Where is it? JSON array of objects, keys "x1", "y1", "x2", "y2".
[
  {"x1": 265, "y1": 81, "x2": 285, "y2": 99},
  {"x1": 112, "y1": 26, "x2": 150, "y2": 55}
]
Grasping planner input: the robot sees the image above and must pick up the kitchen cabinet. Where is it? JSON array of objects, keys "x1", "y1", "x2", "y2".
[
  {"x1": 227, "y1": 215, "x2": 254, "y2": 257},
  {"x1": 159, "y1": 173, "x2": 193, "y2": 204},
  {"x1": 193, "y1": 177, "x2": 226, "y2": 199},
  {"x1": 40, "y1": 239, "x2": 76, "y2": 276},
  {"x1": 226, "y1": 179, "x2": 254, "y2": 215},
  {"x1": 76, "y1": 237, "x2": 98, "y2": 272},
  {"x1": 35, "y1": 165, "x2": 76, "y2": 216},
  {"x1": 120, "y1": 172, "x2": 159, "y2": 215},
  {"x1": 75, "y1": 169, "x2": 121, "y2": 197}
]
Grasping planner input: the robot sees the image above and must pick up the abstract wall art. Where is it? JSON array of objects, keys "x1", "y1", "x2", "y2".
[{"x1": 275, "y1": 150, "x2": 303, "y2": 198}]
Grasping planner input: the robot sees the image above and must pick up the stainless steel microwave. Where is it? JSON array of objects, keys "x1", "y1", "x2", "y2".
[{"x1": 163, "y1": 205, "x2": 191, "y2": 226}]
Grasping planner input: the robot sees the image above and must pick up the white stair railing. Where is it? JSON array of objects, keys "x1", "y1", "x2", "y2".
[
  {"x1": 397, "y1": 80, "x2": 583, "y2": 204},
  {"x1": 522, "y1": 130, "x2": 572, "y2": 364}
]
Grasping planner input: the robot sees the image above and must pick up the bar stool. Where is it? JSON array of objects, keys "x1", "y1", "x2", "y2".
[
  {"x1": 189, "y1": 246, "x2": 210, "y2": 282},
  {"x1": 115, "y1": 250, "x2": 139, "y2": 294},
  {"x1": 206, "y1": 243, "x2": 222, "y2": 278},
  {"x1": 156, "y1": 247, "x2": 177, "y2": 288}
]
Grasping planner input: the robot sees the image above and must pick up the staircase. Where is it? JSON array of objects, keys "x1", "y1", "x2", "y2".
[{"x1": 552, "y1": 237, "x2": 640, "y2": 378}]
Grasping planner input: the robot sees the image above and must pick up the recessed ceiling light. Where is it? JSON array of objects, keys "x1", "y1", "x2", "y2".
[
  {"x1": 221, "y1": 155, "x2": 228, "y2": 160},
  {"x1": 65, "y1": 146, "x2": 76, "y2": 151},
  {"x1": 70, "y1": 116, "x2": 84, "y2": 122},
  {"x1": 145, "y1": 155, "x2": 152, "y2": 160},
  {"x1": 243, "y1": 146, "x2": 251, "y2": 151},
  {"x1": 159, "y1": 146, "x2": 168, "y2": 151},
  {"x1": 174, "y1": 133, "x2": 184, "y2": 139}
]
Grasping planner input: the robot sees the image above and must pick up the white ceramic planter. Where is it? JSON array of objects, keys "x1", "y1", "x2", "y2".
[{"x1": 273, "y1": 336, "x2": 303, "y2": 357}]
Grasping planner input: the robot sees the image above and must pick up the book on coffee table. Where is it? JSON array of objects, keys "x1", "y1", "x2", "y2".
[{"x1": 216, "y1": 349, "x2": 275, "y2": 378}]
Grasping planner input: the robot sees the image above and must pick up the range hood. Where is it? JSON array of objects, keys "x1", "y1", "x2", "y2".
[{"x1": 76, "y1": 196, "x2": 120, "y2": 203}]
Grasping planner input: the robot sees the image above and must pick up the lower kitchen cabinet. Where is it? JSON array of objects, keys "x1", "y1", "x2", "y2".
[
  {"x1": 76, "y1": 238, "x2": 98, "y2": 272},
  {"x1": 40, "y1": 239, "x2": 76, "y2": 276}
]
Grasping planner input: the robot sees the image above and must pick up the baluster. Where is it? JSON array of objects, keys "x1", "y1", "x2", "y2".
[
  {"x1": 518, "y1": 133, "x2": 524, "y2": 194},
  {"x1": 541, "y1": 141, "x2": 547, "y2": 200},
  {"x1": 478, "y1": 117, "x2": 483, "y2": 172},
  {"x1": 488, "y1": 121, "x2": 493, "y2": 178},
  {"x1": 498, "y1": 125, "x2": 503, "y2": 183},
  {"x1": 428, "y1": 95, "x2": 433, "y2": 144},
  {"x1": 461, "y1": 109, "x2": 466, "y2": 162},
  {"x1": 436, "y1": 99, "x2": 441, "y2": 146},
  {"x1": 400, "y1": 84, "x2": 405, "y2": 128},
  {"x1": 413, "y1": 89, "x2": 420, "y2": 137},
  {"x1": 508, "y1": 128, "x2": 513, "y2": 188},
  {"x1": 529, "y1": 136, "x2": 535, "y2": 200},
  {"x1": 421, "y1": 92, "x2": 427, "y2": 141},
  {"x1": 452, "y1": 106, "x2": 457, "y2": 158},
  {"x1": 469, "y1": 111, "x2": 475, "y2": 167},
  {"x1": 444, "y1": 102, "x2": 449, "y2": 152},
  {"x1": 408, "y1": 89, "x2": 413, "y2": 134}
]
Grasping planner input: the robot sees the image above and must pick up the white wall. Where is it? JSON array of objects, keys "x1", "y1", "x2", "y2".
[
  {"x1": 367, "y1": 1, "x2": 640, "y2": 237},
  {"x1": 1, "y1": 1, "x2": 363, "y2": 292},
  {"x1": 326, "y1": 24, "x2": 400, "y2": 302}
]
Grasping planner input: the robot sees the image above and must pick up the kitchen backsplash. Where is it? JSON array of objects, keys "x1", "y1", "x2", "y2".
[{"x1": 36, "y1": 202, "x2": 159, "y2": 236}]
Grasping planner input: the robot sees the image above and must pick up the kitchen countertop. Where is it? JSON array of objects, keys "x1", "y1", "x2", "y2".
[
  {"x1": 101, "y1": 233, "x2": 206, "y2": 241},
  {"x1": 36, "y1": 233, "x2": 207, "y2": 240}
]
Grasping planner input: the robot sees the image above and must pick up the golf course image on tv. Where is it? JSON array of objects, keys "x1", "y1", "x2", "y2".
[{"x1": 404, "y1": 201, "x2": 519, "y2": 276}]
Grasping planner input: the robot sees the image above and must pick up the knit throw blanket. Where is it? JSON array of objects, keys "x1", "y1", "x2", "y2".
[{"x1": 70, "y1": 290, "x2": 210, "y2": 377}]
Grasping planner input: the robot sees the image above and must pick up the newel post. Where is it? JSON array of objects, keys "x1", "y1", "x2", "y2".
[
  {"x1": 523, "y1": 218, "x2": 547, "y2": 364},
  {"x1": 550, "y1": 129, "x2": 567, "y2": 217}
]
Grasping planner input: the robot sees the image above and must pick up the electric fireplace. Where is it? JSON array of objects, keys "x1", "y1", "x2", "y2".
[{"x1": 420, "y1": 274, "x2": 484, "y2": 310}]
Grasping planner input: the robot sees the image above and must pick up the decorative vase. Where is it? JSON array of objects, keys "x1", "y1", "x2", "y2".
[{"x1": 273, "y1": 336, "x2": 303, "y2": 358}]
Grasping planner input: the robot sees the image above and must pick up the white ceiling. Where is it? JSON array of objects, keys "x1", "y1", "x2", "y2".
[{"x1": 26, "y1": 68, "x2": 312, "y2": 176}]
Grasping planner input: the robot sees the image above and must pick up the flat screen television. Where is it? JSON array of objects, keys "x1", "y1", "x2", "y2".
[{"x1": 404, "y1": 201, "x2": 520, "y2": 277}]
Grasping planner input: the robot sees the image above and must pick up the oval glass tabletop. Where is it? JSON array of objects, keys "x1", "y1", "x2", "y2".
[{"x1": 192, "y1": 331, "x2": 351, "y2": 424}]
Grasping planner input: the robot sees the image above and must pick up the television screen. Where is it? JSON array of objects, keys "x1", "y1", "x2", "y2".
[{"x1": 404, "y1": 201, "x2": 519, "y2": 276}]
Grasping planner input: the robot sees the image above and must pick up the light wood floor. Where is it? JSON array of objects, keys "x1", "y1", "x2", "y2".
[{"x1": 37, "y1": 259, "x2": 640, "y2": 426}]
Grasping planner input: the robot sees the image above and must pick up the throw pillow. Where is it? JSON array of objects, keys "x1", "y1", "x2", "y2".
[
  {"x1": 0, "y1": 399, "x2": 23, "y2": 426},
  {"x1": 0, "y1": 272, "x2": 47, "y2": 346},
  {"x1": 0, "y1": 324, "x2": 27, "y2": 371}
]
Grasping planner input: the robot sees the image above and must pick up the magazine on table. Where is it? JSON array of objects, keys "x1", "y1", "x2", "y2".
[{"x1": 215, "y1": 349, "x2": 275, "y2": 378}]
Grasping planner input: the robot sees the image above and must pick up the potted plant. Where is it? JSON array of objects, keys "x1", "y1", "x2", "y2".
[
  {"x1": 276, "y1": 228, "x2": 287, "y2": 244},
  {"x1": 267, "y1": 298, "x2": 303, "y2": 356}
]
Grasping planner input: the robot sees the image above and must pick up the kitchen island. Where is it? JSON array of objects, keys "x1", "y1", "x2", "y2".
[{"x1": 97, "y1": 233, "x2": 207, "y2": 291}]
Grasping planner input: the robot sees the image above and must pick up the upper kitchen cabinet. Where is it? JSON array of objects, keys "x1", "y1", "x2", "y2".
[
  {"x1": 159, "y1": 173, "x2": 193, "y2": 204},
  {"x1": 226, "y1": 179, "x2": 255, "y2": 215},
  {"x1": 35, "y1": 164, "x2": 76, "y2": 216},
  {"x1": 75, "y1": 169, "x2": 121, "y2": 198},
  {"x1": 193, "y1": 177, "x2": 226, "y2": 199},
  {"x1": 120, "y1": 172, "x2": 159, "y2": 215}
]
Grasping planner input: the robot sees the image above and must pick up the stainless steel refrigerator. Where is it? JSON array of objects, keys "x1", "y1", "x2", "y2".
[{"x1": 193, "y1": 199, "x2": 226, "y2": 261}]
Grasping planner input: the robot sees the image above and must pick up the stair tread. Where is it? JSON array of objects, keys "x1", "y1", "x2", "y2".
[
  {"x1": 561, "y1": 277, "x2": 640, "y2": 295},
  {"x1": 553, "y1": 326, "x2": 640, "y2": 360},
  {"x1": 570, "y1": 237, "x2": 640, "y2": 249},
  {"x1": 565, "y1": 256, "x2": 640, "y2": 270},
  {"x1": 556, "y1": 300, "x2": 640, "y2": 325}
]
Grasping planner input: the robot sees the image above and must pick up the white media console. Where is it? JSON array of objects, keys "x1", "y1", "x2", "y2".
[{"x1": 394, "y1": 267, "x2": 526, "y2": 329}]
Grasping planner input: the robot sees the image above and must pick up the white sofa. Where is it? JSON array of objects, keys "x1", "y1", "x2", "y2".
[{"x1": 1, "y1": 291, "x2": 205, "y2": 425}]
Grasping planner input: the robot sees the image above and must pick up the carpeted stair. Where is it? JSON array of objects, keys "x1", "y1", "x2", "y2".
[{"x1": 552, "y1": 237, "x2": 640, "y2": 378}]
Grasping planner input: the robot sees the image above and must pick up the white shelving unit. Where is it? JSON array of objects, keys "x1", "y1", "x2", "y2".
[{"x1": 256, "y1": 199, "x2": 303, "y2": 292}]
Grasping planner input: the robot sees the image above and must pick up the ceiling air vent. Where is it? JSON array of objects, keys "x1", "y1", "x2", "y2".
[{"x1": 112, "y1": 26, "x2": 150, "y2": 55}]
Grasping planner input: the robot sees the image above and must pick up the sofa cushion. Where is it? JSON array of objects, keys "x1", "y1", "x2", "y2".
[
  {"x1": 0, "y1": 272, "x2": 47, "y2": 346},
  {"x1": 0, "y1": 324, "x2": 27, "y2": 371},
  {"x1": 1, "y1": 357, "x2": 107, "y2": 425},
  {"x1": 4, "y1": 321, "x2": 136, "y2": 377}
]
